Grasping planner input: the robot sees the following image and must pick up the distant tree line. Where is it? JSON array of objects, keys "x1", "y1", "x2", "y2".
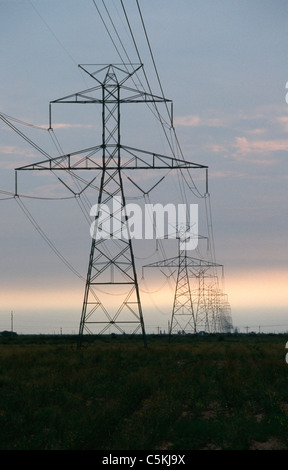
[{"x1": 0, "y1": 330, "x2": 18, "y2": 337}]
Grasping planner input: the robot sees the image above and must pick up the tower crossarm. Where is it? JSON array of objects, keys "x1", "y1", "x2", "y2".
[
  {"x1": 143, "y1": 256, "x2": 181, "y2": 270},
  {"x1": 49, "y1": 64, "x2": 171, "y2": 106},
  {"x1": 49, "y1": 86, "x2": 171, "y2": 105},
  {"x1": 143, "y1": 256, "x2": 222, "y2": 270},
  {"x1": 15, "y1": 144, "x2": 207, "y2": 172},
  {"x1": 185, "y1": 257, "x2": 223, "y2": 269}
]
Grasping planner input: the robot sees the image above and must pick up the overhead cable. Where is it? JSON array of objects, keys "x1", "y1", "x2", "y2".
[{"x1": 15, "y1": 197, "x2": 85, "y2": 281}]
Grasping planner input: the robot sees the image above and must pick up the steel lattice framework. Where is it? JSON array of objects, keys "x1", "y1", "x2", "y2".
[
  {"x1": 15, "y1": 64, "x2": 207, "y2": 346},
  {"x1": 143, "y1": 228, "x2": 231, "y2": 335}
]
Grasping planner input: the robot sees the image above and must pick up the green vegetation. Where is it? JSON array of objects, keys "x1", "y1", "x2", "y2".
[{"x1": 0, "y1": 333, "x2": 288, "y2": 450}]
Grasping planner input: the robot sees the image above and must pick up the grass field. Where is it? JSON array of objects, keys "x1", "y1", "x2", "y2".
[{"x1": 0, "y1": 333, "x2": 288, "y2": 450}]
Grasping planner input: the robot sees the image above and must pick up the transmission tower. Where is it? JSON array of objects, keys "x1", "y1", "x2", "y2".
[
  {"x1": 143, "y1": 227, "x2": 226, "y2": 335},
  {"x1": 15, "y1": 63, "x2": 207, "y2": 346},
  {"x1": 216, "y1": 291, "x2": 233, "y2": 333}
]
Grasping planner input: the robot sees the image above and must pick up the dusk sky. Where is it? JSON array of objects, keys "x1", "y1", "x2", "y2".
[{"x1": 0, "y1": 0, "x2": 287, "y2": 334}]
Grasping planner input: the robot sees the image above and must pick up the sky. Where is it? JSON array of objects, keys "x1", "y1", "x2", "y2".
[{"x1": 0, "y1": 0, "x2": 287, "y2": 335}]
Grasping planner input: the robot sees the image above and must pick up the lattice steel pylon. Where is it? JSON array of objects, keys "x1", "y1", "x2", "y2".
[
  {"x1": 169, "y1": 228, "x2": 197, "y2": 335},
  {"x1": 191, "y1": 270, "x2": 233, "y2": 333},
  {"x1": 15, "y1": 63, "x2": 207, "y2": 346},
  {"x1": 78, "y1": 65, "x2": 146, "y2": 345},
  {"x1": 143, "y1": 227, "x2": 225, "y2": 335}
]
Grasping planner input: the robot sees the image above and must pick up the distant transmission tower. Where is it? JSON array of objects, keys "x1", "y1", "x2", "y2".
[
  {"x1": 15, "y1": 64, "x2": 207, "y2": 346},
  {"x1": 143, "y1": 226, "x2": 226, "y2": 335}
]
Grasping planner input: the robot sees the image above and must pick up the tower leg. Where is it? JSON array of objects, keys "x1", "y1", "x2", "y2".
[{"x1": 77, "y1": 165, "x2": 146, "y2": 348}]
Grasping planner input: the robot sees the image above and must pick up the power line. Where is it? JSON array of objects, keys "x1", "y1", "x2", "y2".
[
  {"x1": 120, "y1": 1, "x2": 174, "y2": 137},
  {"x1": 0, "y1": 112, "x2": 100, "y2": 222},
  {"x1": 120, "y1": 1, "x2": 214, "y2": 258},
  {"x1": 15, "y1": 197, "x2": 85, "y2": 281},
  {"x1": 0, "y1": 112, "x2": 48, "y2": 131},
  {"x1": 1, "y1": 2, "x2": 232, "y2": 336},
  {"x1": 91, "y1": 0, "x2": 172, "y2": 131},
  {"x1": 89, "y1": 1, "x2": 179, "y2": 295},
  {"x1": 135, "y1": 0, "x2": 171, "y2": 124},
  {"x1": 27, "y1": 0, "x2": 78, "y2": 67},
  {"x1": 134, "y1": 1, "x2": 205, "y2": 199},
  {"x1": 0, "y1": 113, "x2": 51, "y2": 160},
  {"x1": 89, "y1": 0, "x2": 220, "y2": 304}
]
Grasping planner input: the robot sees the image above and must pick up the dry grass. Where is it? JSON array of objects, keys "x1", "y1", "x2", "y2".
[{"x1": 0, "y1": 333, "x2": 288, "y2": 450}]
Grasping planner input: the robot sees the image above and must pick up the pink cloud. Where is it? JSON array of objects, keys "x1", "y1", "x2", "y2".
[
  {"x1": 174, "y1": 115, "x2": 224, "y2": 128},
  {"x1": 207, "y1": 143, "x2": 227, "y2": 153},
  {"x1": 232, "y1": 136, "x2": 288, "y2": 163},
  {"x1": 0, "y1": 145, "x2": 37, "y2": 168},
  {"x1": 276, "y1": 116, "x2": 288, "y2": 132},
  {"x1": 51, "y1": 123, "x2": 97, "y2": 130},
  {"x1": 245, "y1": 128, "x2": 266, "y2": 135},
  {"x1": 174, "y1": 115, "x2": 201, "y2": 127},
  {"x1": 209, "y1": 170, "x2": 246, "y2": 179}
]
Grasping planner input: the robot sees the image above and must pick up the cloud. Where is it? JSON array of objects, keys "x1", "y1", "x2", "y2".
[
  {"x1": 276, "y1": 116, "x2": 288, "y2": 132},
  {"x1": 245, "y1": 128, "x2": 267, "y2": 135},
  {"x1": 0, "y1": 145, "x2": 37, "y2": 168},
  {"x1": 232, "y1": 136, "x2": 288, "y2": 163},
  {"x1": 209, "y1": 170, "x2": 246, "y2": 179},
  {"x1": 0, "y1": 145, "x2": 34, "y2": 156},
  {"x1": 174, "y1": 109, "x2": 288, "y2": 138},
  {"x1": 206, "y1": 143, "x2": 227, "y2": 154},
  {"x1": 174, "y1": 115, "x2": 225, "y2": 128},
  {"x1": 51, "y1": 123, "x2": 98, "y2": 130}
]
